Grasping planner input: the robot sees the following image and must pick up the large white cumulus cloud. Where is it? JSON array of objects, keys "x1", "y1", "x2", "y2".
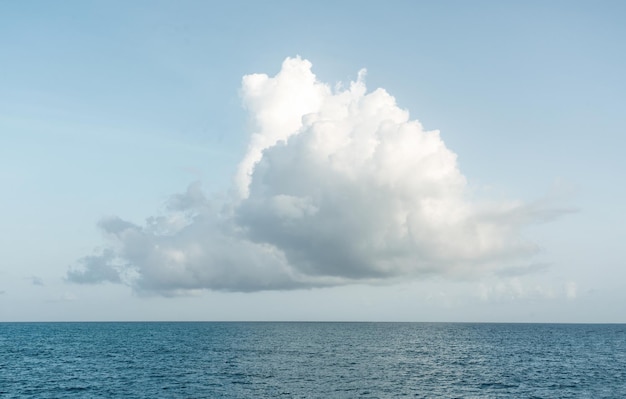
[{"x1": 67, "y1": 57, "x2": 556, "y2": 294}]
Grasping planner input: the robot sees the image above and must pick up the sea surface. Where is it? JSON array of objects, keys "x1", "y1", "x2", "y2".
[{"x1": 1, "y1": 322, "x2": 625, "y2": 398}]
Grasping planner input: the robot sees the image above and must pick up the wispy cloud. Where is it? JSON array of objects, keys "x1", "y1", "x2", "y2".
[
  {"x1": 67, "y1": 57, "x2": 568, "y2": 295},
  {"x1": 29, "y1": 276, "x2": 45, "y2": 286},
  {"x1": 565, "y1": 281, "x2": 578, "y2": 300},
  {"x1": 495, "y1": 263, "x2": 550, "y2": 277},
  {"x1": 45, "y1": 291, "x2": 77, "y2": 303},
  {"x1": 476, "y1": 277, "x2": 580, "y2": 303}
]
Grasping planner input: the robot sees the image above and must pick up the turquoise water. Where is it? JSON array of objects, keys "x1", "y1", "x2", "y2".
[{"x1": 1, "y1": 322, "x2": 625, "y2": 398}]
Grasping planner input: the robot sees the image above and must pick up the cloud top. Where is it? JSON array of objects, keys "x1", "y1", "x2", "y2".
[{"x1": 67, "y1": 57, "x2": 556, "y2": 294}]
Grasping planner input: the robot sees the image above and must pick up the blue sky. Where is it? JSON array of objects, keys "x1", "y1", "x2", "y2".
[{"x1": 1, "y1": 1, "x2": 625, "y2": 322}]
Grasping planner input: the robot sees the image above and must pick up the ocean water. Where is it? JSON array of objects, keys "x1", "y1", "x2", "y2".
[{"x1": 1, "y1": 322, "x2": 625, "y2": 398}]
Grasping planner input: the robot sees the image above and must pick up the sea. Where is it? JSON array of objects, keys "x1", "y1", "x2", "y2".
[{"x1": 1, "y1": 322, "x2": 624, "y2": 398}]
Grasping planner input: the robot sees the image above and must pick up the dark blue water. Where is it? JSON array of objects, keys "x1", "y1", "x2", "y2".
[{"x1": 1, "y1": 322, "x2": 624, "y2": 398}]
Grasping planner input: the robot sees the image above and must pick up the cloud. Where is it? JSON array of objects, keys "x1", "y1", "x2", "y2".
[
  {"x1": 67, "y1": 248, "x2": 123, "y2": 284},
  {"x1": 67, "y1": 56, "x2": 566, "y2": 295},
  {"x1": 477, "y1": 278, "x2": 558, "y2": 302},
  {"x1": 67, "y1": 184, "x2": 316, "y2": 294},
  {"x1": 45, "y1": 291, "x2": 78, "y2": 303},
  {"x1": 476, "y1": 277, "x2": 581, "y2": 303},
  {"x1": 30, "y1": 276, "x2": 44, "y2": 286},
  {"x1": 565, "y1": 281, "x2": 578, "y2": 300},
  {"x1": 495, "y1": 263, "x2": 550, "y2": 277}
]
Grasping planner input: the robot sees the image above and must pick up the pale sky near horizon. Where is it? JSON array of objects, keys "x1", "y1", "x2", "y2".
[{"x1": 1, "y1": 1, "x2": 625, "y2": 322}]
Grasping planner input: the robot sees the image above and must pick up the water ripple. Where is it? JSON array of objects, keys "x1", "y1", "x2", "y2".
[{"x1": 0, "y1": 322, "x2": 625, "y2": 398}]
